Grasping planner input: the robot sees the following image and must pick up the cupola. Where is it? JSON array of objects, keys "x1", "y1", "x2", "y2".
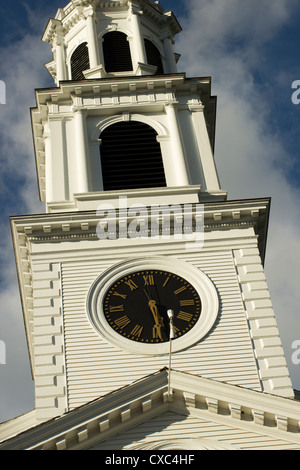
[{"x1": 42, "y1": 0, "x2": 182, "y2": 85}]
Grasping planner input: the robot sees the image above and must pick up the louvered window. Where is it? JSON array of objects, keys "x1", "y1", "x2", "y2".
[
  {"x1": 100, "y1": 121, "x2": 166, "y2": 191},
  {"x1": 103, "y1": 32, "x2": 133, "y2": 73},
  {"x1": 70, "y1": 42, "x2": 90, "y2": 80},
  {"x1": 144, "y1": 39, "x2": 164, "y2": 75}
]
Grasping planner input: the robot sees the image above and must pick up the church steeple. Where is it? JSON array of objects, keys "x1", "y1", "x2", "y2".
[{"x1": 7, "y1": 0, "x2": 295, "y2": 431}]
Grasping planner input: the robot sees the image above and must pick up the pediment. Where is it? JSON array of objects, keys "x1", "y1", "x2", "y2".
[{"x1": 1, "y1": 369, "x2": 300, "y2": 450}]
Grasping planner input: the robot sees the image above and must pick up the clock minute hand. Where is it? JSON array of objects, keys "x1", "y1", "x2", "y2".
[
  {"x1": 148, "y1": 300, "x2": 163, "y2": 340},
  {"x1": 148, "y1": 299, "x2": 160, "y2": 322}
]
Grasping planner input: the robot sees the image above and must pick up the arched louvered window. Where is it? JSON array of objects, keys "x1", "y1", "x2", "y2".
[
  {"x1": 103, "y1": 32, "x2": 133, "y2": 73},
  {"x1": 144, "y1": 39, "x2": 164, "y2": 75},
  {"x1": 70, "y1": 42, "x2": 90, "y2": 80},
  {"x1": 100, "y1": 121, "x2": 166, "y2": 191}
]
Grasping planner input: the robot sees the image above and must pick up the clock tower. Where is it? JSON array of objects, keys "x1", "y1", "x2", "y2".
[{"x1": 2, "y1": 0, "x2": 300, "y2": 451}]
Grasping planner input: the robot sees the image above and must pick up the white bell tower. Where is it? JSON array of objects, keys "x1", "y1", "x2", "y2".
[
  {"x1": 33, "y1": 0, "x2": 224, "y2": 213},
  {"x1": 9, "y1": 0, "x2": 294, "y2": 426}
]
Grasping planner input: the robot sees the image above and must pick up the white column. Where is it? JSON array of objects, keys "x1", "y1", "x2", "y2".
[
  {"x1": 55, "y1": 37, "x2": 66, "y2": 84},
  {"x1": 129, "y1": 3, "x2": 147, "y2": 65},
  {"x1": 44, "y1": 123, "x2": 53, "y2": 202},
  {"x1": 165, "y1": 102, "x2": 190, "y2": 186},
  {"x1": 86, "y1": 11, "x2": 99, "y2": 69},
  {"x1": 89, "y1": 140, "x2": 104, "y2": 191},
  {"x1": 74, "y1": 109, "x2": 90, "y2": 193},
  {"x1": 189, "y1": 103, "x2": 220, "y2": 191},
  {"x1": 47, "y1": 117, "x2": 69, "y2": 202},
  {"x1": 163, "y1": 36, "x2": 177, "y2": 73}
]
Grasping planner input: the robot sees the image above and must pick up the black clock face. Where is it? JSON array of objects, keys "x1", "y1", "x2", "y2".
[{"x1": 103, "y1": 270, "x2": 202, "y2": 344}]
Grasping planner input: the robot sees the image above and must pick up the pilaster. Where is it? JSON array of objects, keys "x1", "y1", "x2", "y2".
[
  {"x1": 84, "y1": 6, "x2": 100, "y2": 69},
  {"x1": 73, "y1": 107, "x2": 90, "y2": 194},
  {"x1": 55, "y1": 25, "x2": 67, "y2": 84},
  {"x1": 233, "y1": 248, "x2": 294, "y2": 398},
  {"x1": 32, "y1": 263, "x2": 68, "y2": 422},
  {"x1": 47, "y1": 115, "x2": 69, "y2": 202},
  {"x1": 188, "y1": 101, "x2": 220, "y2": 191},
  {"x1": 164, "y1": 101, "x2": 189, "y2": 186},
  {"x1": 128, "y1": 1, "x2": 148, "y2": 68},
  {"x1": 162, "y1": 35, "x2": 178, "y2": 73}
]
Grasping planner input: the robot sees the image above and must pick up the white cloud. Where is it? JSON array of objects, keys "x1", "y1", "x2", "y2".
[
  {"x1": 177, "y1": 0, "x2": 300, "y2": 389},
  {"x1": 179, "y1": 0, "x2": 297, "y2": 48},
  {"x1": 0, "y1": 27, "x2": 48, "y2": 422},
  {"x1": 0, "y1": 34, "x2": 49, "y2": 192}
]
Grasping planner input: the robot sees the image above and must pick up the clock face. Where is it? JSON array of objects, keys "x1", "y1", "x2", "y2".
[{"x1": 103, "y1": 270, "x2": 202, "y2": 344}]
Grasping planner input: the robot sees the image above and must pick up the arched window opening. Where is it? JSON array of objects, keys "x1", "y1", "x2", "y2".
[
  {"x1": 70, "y1": 42, "x2": 90, "y2": 80},
  {"x1": 100, "y1": 121, "x2": 166, "y2": 191},
  {"x1": 103, "y1": 32, "x2": 133, "y2": 73},
  {"x1": 144, "y1": 39, "x2": 164, "y2": 75}
]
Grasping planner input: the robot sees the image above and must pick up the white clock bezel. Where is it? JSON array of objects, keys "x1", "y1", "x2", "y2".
[{"x1": 86, "y1": 257, "x2": 219, "y2": 356}]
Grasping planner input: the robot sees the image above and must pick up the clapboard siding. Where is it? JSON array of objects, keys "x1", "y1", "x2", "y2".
[
  {"x1": 92, "y1": 411, "x2": 298, "y2": 450},
  {"x1": 61, "y1": 249, "x2": 262, "y2": 410}
]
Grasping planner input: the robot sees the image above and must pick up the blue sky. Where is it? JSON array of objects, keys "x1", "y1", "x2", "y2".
[{"x1": 0, "y1": 0, "x2": 299, "y2": 423}]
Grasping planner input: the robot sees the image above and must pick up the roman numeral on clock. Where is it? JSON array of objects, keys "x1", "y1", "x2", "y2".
[
  {"x1": 109, "y1": 305, "x2": 124, "y2": 313},
  {"x1": 130, "y1": 324, "x2": 143, "y2": 338},
  {"x1": 143, "y1": 275, "x2": 154, "y2": 286},
  {"x1": 113, "y1": 292, "x2": 127, "y2": 300},
  {"x1": 180, "y1": 300, "x2": 195, "y2": 307},
  {"x1": 177, "y1": 311, "x2": 193, "y2": 322},
  {"x1": 125, "y1": 279, "x2": 139, "y2": 291},
  {"x1": 174, "y1": 286, "x2": 187, "y2": 295},
  {"x1": 114, "y1": 315, "x2": 131, "y2": 329}
]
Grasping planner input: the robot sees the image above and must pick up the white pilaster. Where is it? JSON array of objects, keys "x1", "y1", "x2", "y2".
[
  {"x1": 129, "y1": 2, "x2": 147, "y2": 67},
  {"x1": 89, "y1": 140, "x2": 104, "y2": 191},
  {"x1": 85, "y1": 9, "x2": 99, "y2": 69},
  {"x1": 189, "y1": 103, "x2": 220, "y2": 191},
  {"x1": 165, "y1": 102, "x2": 189, "y2": 186},
  {"x1": 156, "y1": 135, "x2": 173, "y2": 187},
  {"x1": 163, "y1": 35, "x2": 177, "y2": 73},
  {"x1": 74, "y1": 109, "x2": 90, "y2": 193},
  {"x1": 32, "y1": 262, "x2": 68, "y2": 422},
  {"x1": 55, "y1": 36, "x2": 66, "y2": 84},
  {"x1": 44, "y1": 123, "x2": 53, "y2": 202},
  {"x1": 47, "y1": 116, "x2": 69, "y2": 202}
]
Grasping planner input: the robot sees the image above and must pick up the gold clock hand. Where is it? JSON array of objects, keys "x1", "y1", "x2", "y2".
[
  {"x1": 148, "y1": 300, "x2": 164, "y2": 340},
  {"x1": 148, "y1": 300, "x2": 160, "y2": 322}
]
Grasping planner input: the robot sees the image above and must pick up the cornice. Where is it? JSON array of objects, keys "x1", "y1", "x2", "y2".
[
  {"x1": 25, "y1": 220, "x2": 255, "y2": 245},
  {"x1": 11, "y1": 198, "x2": 269, "y2": 244}
]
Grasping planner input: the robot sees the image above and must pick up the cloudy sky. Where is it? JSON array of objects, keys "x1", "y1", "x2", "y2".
[{"x1": 0, "y1": 0, "x2": 299, "y2": 423}]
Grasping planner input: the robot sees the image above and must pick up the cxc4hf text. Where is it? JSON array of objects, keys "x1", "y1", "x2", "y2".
[{"x1": 105, "y1": 454, "x2": 195, "y2": 467}]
